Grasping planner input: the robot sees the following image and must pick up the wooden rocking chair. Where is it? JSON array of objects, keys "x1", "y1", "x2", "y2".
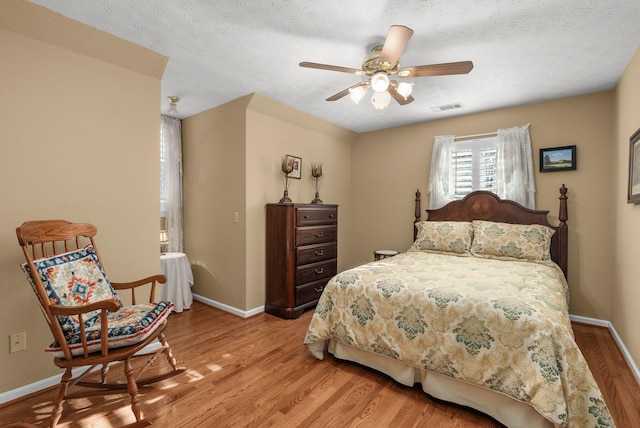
[{"x1": 16, "y1": 220, "x2": 186, "y2": 427}]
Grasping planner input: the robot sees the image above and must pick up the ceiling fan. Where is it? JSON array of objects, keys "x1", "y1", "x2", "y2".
[{"x1": 299, "y1": 25, "x2": 473, "y2": 110}]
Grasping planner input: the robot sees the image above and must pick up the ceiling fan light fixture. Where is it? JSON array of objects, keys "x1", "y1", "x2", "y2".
[
  {"x1": 370, "y1": 71, "x2": 390, "y2": 93},
  {"x1": 396, "y1": 82, "x2": 413, "y2": 98},
  {"x1": 349, "y1": 85, "x2": 367, "y2": 104},
  {"x1": 371, "y1": 90, "x2": 391, "y2": 110},
  {"x1": 299, "y1": 25, "x2": 473, "y2": 109}
]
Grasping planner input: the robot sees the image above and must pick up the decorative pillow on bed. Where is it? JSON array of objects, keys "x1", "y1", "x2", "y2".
[
  {"x1": 20, "y1": 245, "x2": 122, "y2": 335},
  {"x1": 409, "y1": 221, "x2": 473, "y2": 255},
  {"x1": 470, "y1": 220, "x2": 555, "y2": 262}
]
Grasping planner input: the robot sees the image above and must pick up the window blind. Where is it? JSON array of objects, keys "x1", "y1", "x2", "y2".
[{"x1": 452, "y1": 138, "x2": 497, "y2": 199}]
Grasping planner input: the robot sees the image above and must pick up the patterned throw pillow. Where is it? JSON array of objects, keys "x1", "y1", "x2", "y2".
[
  {"x1": 21, "y1": 245, "x2": 122, "y2": 336},
  {"x1": 410, "y1": 221, "x2": 473, "y2": 255},
  {"x1": 471, "y1": 220, "x2": 555, "y2": 262}
]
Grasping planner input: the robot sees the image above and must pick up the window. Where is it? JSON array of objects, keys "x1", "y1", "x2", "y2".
[
  {"x1": 429, "y1": 125, "x2": 535, "y2": 209},
  {"x1": 451, "y1": 137, "x2": 497, "y2": 199}
]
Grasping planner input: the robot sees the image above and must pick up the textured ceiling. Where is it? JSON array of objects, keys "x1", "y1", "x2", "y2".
[{"x1": 30, "y1": 0, "x2": 640, "y2": 133}]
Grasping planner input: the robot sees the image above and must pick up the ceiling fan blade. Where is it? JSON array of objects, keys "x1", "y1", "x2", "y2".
[
  {"x1": 388, "y1": 85, "x2": 414, "y2": 105},
  {"x1": 300, "y1": 61, "x2": 365, "y2": 75},
  {"x1": 398, "y1": 61, "x2": 474, "y2": 78},
  {"x1": 326, "y1": 81, "x2": 368, "y2": 101},
  {"x1": 379, "y1": 25, "x2": 414, "y2": 69}
]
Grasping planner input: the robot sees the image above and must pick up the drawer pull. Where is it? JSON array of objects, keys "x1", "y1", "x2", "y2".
[
  {"x1": 315, "y1": 232, "x2": 324, "y2": 238},
  {"x1": 329, "y1": 214, "x2": 335, "y2": 218},
  {"x1": 303, "y1": 215, "x2": 309, "y2": 219},
  {"x1": 315, "y1": 250, "x2": 324, "y2": 256},
  {"x1": 315, "y1": 268, "x2": 324, "y2": 275},
  {"x1": 314, "y1": 286, "x2": 324, "y2": 293}
]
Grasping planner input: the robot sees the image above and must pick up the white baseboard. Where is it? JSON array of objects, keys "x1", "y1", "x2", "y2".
[
  {"x1": 192, "y1": 294, "x2": 264, "y2": 318},
  {"x1": 570, "y1": 314, "x2": 640, "y2": 384},
  {"x1": 0, "y1": 366, "x2": 82, "y2": 405}
]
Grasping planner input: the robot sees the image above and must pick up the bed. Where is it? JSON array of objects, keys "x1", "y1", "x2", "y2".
[{"x1": 304, "y1": 186, "x2": 614, "y2": 427}]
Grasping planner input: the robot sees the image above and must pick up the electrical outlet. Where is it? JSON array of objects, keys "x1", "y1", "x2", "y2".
[
  {"x1": 233, "y1": 212, "x2": 239, "y2": 223},
  {"x1": 10, "y1": 332, "x2": 26, "y2": 353}
]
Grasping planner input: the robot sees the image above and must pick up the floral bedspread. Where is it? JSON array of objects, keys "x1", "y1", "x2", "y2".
[{"x1": 304, "y1": 251, "x2": 614, "y2": 427}]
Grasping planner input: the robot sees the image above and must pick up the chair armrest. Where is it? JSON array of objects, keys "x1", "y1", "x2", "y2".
[
  {"x1": 111, "y1": 274, "x2": 167, "y2": 290},
  {"x1": 111, "y1": 274, "x2": 167, "y2": 304},
  {"x1": 49, "y1": 298, "x2": 121, "y2": 316},
  {"x1": 51, "y1": 299, "x2": 122, "y2": 359}
]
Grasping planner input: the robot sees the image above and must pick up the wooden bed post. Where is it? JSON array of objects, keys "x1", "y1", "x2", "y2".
[
  {"x1": 414, "y1": 189, "x2": 421, "y2": 240},
  {"x1": 557, "y1": 184, "x2": 569, "y2": 279}
]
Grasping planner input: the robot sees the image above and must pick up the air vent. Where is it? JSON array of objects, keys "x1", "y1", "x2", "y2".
[{"x1": 431, "y1": 102, "x2": 464, "y2": 112}]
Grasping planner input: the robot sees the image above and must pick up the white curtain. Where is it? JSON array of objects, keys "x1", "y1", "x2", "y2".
[
  {"x1": 495, "y1": 124, "x2": 536, "y2": 208},
  {"x1": 160, "y1": 115, "x2": 184, "y2": 252},
  {"x1": 428, "y1": 124, "x2": 535, "y2": 209},
  {"x1": 428, "y1": 134, "x2": 456, "y2": 209}
]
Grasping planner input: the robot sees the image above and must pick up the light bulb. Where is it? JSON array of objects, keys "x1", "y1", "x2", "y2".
[
  {"x1": 349, "y1": 86, "x2": 367, "y2": 104},
  {"x1": 370, "y1": 72, "x2": 390, "y2": 93},
  {"x1": 371, "y1": 90, "x2": 391, "y2": 110},
  {"x1": 396, "y1": 82, "x2": 413, "y2": 98}
]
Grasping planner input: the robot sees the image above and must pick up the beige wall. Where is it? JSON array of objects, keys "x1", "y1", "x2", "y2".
[
  {"x1": 246, "y1": 95, "x2": 356, "y2": 309},
  {"x1": 613, "y1": 44, "x2": 640, "y2": 369},
  {"x1": 0, "y1": 2, "x2": 166, "y2": 393},
  {"x1": 182, "y1": 95, "x2": 250, "y2": 310},
  {"x1": 183, "y1": 93, "x2": 356, "y2": 312},
  {"x1": 351, "y1": 91, "x2": 615, "y2": 321}
]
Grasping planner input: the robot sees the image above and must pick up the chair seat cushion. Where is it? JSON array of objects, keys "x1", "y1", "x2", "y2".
[{"x1": 47, "y1": 301, "x2": 174, "y2": 357}]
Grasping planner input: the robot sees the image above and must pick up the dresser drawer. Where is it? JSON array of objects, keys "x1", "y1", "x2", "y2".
[
  {"x1": 296, "y1": 259, "x2": 336, "y2": 285},
  {"x1": 296, "y1": 225, "x2": 337, "y2": 246},
  {"x1": 296, "y1": 278, "x2": 329, "y2": 306},
  {"x1": 296, "y1": 242, "x2": 337, "y2": 265},
  {"x1": 297, "y1": 207, "x2": 338, "y2": 226}
]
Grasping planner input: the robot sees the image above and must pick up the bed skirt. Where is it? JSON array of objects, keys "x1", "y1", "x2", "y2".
[{"x1": 309, "y1": 340, "x2": 558, "y2": 428}]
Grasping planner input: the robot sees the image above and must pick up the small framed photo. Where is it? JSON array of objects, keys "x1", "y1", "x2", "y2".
[
  {"x1": 628, "y1": 129, "x2": 640, "y2": 204},
  {"x1": 287, "y1": 155, "x2": 302, "y2": 179},
  {"x1": 539, "y1": 145, "x2": 576, "y2": 172}
]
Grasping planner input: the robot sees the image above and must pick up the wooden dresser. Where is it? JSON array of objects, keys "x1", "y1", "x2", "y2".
[{"x1": 265, "y1": 203, "x2": 338, "y2": 319}]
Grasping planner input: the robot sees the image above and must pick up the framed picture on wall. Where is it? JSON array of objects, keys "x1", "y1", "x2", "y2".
[
  {"x1": 287, "y1": 155, "x2": 302, "y2": 179},
  {"x1": 628, "y1": 128, "x2": 640, "y2": 204},
  {"x1": 539, "y1": 145, "x2": 577, "y2": 172}
]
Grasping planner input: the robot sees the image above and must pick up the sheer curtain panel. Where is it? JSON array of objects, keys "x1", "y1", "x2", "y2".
[
  {"x1": 160, "y1": 115, "x2": 184, "y2": 252},
  {"x1": 495, "y1": 124, "x2": 536, "y2": 209},
  {"x1": 428, "y1": 135, "x2": 456, "y2": 209}
]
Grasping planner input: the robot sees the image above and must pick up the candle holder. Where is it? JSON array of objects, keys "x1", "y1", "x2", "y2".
[
  {"x1": 310, "y1": 162, "x2": 323, "y2": 204},
  {"x1": 279, "y1": 156, "x2": 294, "y2": 203},
  {"x1": 160, "y1": 230, "x2": 169, "y2": 254}
]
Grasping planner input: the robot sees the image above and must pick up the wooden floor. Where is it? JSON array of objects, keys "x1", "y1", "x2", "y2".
[{"x1": 1, "y1": 301, "x2": 639, "y2": 427}]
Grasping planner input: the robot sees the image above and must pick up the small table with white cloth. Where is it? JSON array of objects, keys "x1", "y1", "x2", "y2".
[{"x1": 160, "y1": 252, "x2": 194, "y2": 313}]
